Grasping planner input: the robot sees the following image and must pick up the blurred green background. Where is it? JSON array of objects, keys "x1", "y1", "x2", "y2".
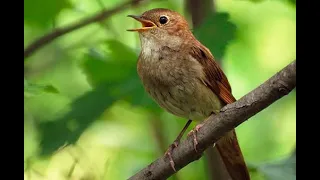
[{"x1": 24, "y1": 0, "x2": 296, "y2": 179}]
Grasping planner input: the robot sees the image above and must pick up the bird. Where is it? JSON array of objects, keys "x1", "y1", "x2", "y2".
[{"x1": 127, "y1": 8, "x2": 250, "y2": 180}]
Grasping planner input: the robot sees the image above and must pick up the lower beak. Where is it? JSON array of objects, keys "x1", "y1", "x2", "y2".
[{"x1": 127, "y1": 15, "x2": 157, "y2": 32}]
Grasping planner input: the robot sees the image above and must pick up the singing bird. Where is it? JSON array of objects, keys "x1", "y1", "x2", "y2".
[{"x1": 127, "y1": 8, "x2": 250, "y2": 180}]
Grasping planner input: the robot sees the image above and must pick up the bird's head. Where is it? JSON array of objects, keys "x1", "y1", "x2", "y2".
[{"x1": 127, "y1": 8, "x2": 193, "y2": 48}]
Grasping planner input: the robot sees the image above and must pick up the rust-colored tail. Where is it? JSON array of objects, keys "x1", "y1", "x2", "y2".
[{"x1": 216, "y1": 130, "x2": 250, "y2": 180}]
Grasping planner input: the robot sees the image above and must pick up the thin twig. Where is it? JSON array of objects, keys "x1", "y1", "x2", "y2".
[
  {"x1": 128, "y1": 60, "x2": 296, "y2": 180},
  {"x1": 24, "y1": 0, "x2": 147, "y2": 60}
]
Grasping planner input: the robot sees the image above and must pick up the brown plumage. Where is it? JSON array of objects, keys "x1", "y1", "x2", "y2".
[{"x1": 128, "y1": 8, "x2": 250, "y2": 180}]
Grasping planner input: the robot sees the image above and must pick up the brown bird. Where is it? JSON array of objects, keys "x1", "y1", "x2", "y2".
[{"x1": 128, "y1": 8, "x2": 250, "y2": 180}]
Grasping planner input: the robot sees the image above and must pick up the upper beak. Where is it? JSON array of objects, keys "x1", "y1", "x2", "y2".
[{"x1": 127, "y1": 15, "x2": 157, "y2": 32}]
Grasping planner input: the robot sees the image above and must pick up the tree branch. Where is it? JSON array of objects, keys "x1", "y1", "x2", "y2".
[
  {"x1": 128, "y1": 60, "x2": 296, "y2": 180},
  {"x1": 24, "y1": 0, "x2": 148, "y2": 60}
]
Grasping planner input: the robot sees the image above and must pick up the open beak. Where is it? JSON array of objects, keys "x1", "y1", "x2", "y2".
[{"x1": 127, "y1": 15, "x2": 157, "y2": 32}]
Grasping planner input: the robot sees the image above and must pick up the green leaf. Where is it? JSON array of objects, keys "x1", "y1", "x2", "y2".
[
  {"x1": 24, "y1": 0, "x2": 72, "y2": 26},
  {"x1": 81, "y1": 39, "x2": 158, "y2": 108},
  {"x1": 43, "y1": 85, "x2": 59, "y2": 93},
  {"x1": 38, "y1": 79, "x2": 159, "y2": 156},
  {"x1": 194, "y1": 12, "x2": 237, "y2": 61},
  {"x1": 24, "y1": 79, "x2": 59, "y2": 97},
  {"x1": 82, "y1": 40, "x2": 138, "y2": 87},
  {"x1": 38, "y1": 82, "x2": 116, "y2": 156}
]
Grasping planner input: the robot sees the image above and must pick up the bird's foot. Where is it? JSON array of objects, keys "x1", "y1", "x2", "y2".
[
  {"x1": 164, "y1": 140, "x2": 179, "y2": 172},
  {"x1": 187, "y1": 124, "x2": 203, "y2": 152}
]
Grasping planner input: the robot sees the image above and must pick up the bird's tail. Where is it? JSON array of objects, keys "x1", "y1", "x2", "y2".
[{"x1": 215, "y1": 129, "x2": 250, "y2": 180}]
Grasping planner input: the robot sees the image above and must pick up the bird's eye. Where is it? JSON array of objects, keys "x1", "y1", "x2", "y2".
[{"x1": 159, "y1": 16, "x2": 168, "y2": 24}]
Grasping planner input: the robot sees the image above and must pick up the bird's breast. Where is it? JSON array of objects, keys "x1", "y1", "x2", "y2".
[{"x1": 137, "y1": 50, "x2": 223, "y2": 121}]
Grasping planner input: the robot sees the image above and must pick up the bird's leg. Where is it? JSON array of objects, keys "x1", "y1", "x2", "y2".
[
  {"x1": 188, "y1": 112, "x2": 217, "y2": 152},
  {"x1": 187, "y1": 123, "x2": 204, "y2": 152},
  {"x1": 164, "y1": 119, "x2": 192, "y2": 172}
]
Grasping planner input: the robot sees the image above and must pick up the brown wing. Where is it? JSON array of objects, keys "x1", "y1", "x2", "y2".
[
  {"x1": 190, "y1": 41, "x2": 251, "y2": 180},
  {"x1": 190, "y1": 41, "x2": 236, "y2": 104}
]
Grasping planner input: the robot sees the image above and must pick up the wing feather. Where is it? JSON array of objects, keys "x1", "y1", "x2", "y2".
[{"x1": 190, "y1": 42, "x2": 236, "y2": 104}]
